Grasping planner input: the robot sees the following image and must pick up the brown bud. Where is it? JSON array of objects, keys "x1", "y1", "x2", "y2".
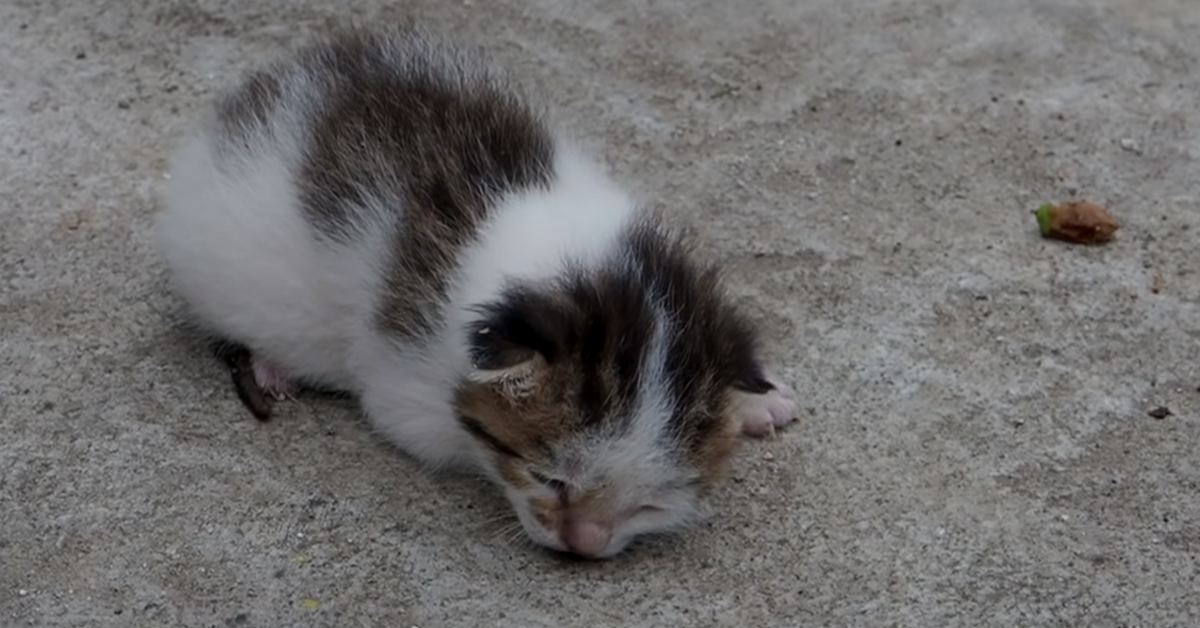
[{"x1": 1035, "y1": 201, "x2": 1119, "y2": 244}]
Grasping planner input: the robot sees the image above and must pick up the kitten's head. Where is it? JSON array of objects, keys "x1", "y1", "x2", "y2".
[{"x1": 454, "y1": 223, "x2": 772, "y2": 558}]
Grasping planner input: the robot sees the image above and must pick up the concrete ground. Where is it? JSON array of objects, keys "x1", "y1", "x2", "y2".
[{"x1": 3, "y1": 0, "x2": 1199, "y2": 625}]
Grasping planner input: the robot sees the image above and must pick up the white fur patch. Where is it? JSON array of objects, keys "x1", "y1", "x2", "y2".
[
  {"x1": 157, "y1": 116, "x2": 389, "y2": 392},
  {"x1": 446, "y1": 143, "x2": 638, "y2": 322}
]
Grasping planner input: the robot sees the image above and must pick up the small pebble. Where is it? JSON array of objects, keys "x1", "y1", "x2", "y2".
[
  {"x1": 1148, "y1": 406, "x2": 1172, "y2": 420},
  {"x1": 18, "y1": 589, "x2": 27, "y2": 596},
  {"x1": 762, "y1": 452, "x2": 775, "y2": 461},
  {"x1": 1118, "y1": 138, "x2": 1142, "y2": 154}
]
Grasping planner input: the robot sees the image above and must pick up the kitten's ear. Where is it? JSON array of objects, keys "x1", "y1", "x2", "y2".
[{"x1": 466, "y1": 289, "x2": 576, "y2": 390}]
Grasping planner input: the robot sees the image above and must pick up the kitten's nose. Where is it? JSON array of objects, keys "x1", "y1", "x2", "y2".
[{"x1": 562, "y1": 520, "x2": 612, "y2": 558}]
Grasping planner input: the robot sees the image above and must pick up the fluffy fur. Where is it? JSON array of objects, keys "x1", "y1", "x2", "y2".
[{"x1": 156, "y1": 26, "x2": 797, "y2": 558}]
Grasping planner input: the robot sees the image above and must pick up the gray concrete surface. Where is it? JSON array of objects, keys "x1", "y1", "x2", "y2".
[{"x1": 3, "y1": 0, "x2": 1199, "y2": 626}]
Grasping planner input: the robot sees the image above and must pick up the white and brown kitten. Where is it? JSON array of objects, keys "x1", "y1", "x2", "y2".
[{"x1": 156, "y1": 26, "x2": 797, "y2": 559}]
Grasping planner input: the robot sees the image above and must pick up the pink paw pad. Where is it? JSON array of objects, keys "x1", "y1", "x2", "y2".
[
  {"x1": 735, "y1": 376, "x2": 798, "y2": 438},
  {"x1": 251, "y1": 356, "x2": 297, "y2": 401},
  {"x1": 228, "y1": 349, "x2": 297, "y2": 421}
]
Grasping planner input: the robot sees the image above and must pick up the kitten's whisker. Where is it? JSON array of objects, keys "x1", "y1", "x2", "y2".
[
  {"x1": 472, "y1": 511, "x2": 519, "y2": 528},
  {"x1": 489, "y1": 521, "x2": 524, "y2": 543}
]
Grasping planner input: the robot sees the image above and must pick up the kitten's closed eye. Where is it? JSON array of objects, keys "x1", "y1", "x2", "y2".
[
  {"x1": 529, "y1": 470, "x2": 567, "y2": 492},
  {"x1": 457, "y1": 414, "x2": 522, "y2": 459}
]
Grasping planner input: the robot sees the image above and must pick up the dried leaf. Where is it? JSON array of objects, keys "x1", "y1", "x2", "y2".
[{"x1": 1035, "y1": 201, "x2": 1119, "y2": 244}]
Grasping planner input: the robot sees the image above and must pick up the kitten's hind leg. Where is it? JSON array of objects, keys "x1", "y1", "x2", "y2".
[
  {"x1": 212, "y1": 341, "x2": 298, "y2": 421},
  {"x1": 250, "y1": 353, "x2": 298, "y2": 402}
]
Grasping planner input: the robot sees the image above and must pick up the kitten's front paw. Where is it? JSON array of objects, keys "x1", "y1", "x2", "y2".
[{"x1": 733, "y1": 376, "x2": 798, "y2": 438}]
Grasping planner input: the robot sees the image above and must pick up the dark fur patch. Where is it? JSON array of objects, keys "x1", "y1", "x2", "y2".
[
  {"x1": 289, "y1": 29, "x2": 555, "y2": 339},
  {"x1": 466, "y1": 265, "x2": 657, "y2": 433},
  {"x1": 466, "y1": 292, "x2": 574, "y2": 371},
  {"x1": 620, "y1": 219, "x2": 769, "y2": 458},
  {"x1": 208, "y1": 28, "x2": 555, "y2": 340},
  {"x1": 461, "y1": 215, "x2": 768, "y2": 469},
  {"x1": 213, "y1": 69, "x2": 282, "y2": 150}
]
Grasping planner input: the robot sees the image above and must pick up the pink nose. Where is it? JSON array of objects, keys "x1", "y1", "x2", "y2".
[{"x1": 562, "y1": 520, "x2": 612, "y2": 557}]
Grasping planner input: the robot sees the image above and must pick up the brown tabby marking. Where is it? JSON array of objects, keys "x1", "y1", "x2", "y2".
[
  {"x1": 213, "y1": 70, "x2": 282, "y2": 142},
  {"x1": 292, "y1": 29, "x2": 554, "y2": 340}
]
